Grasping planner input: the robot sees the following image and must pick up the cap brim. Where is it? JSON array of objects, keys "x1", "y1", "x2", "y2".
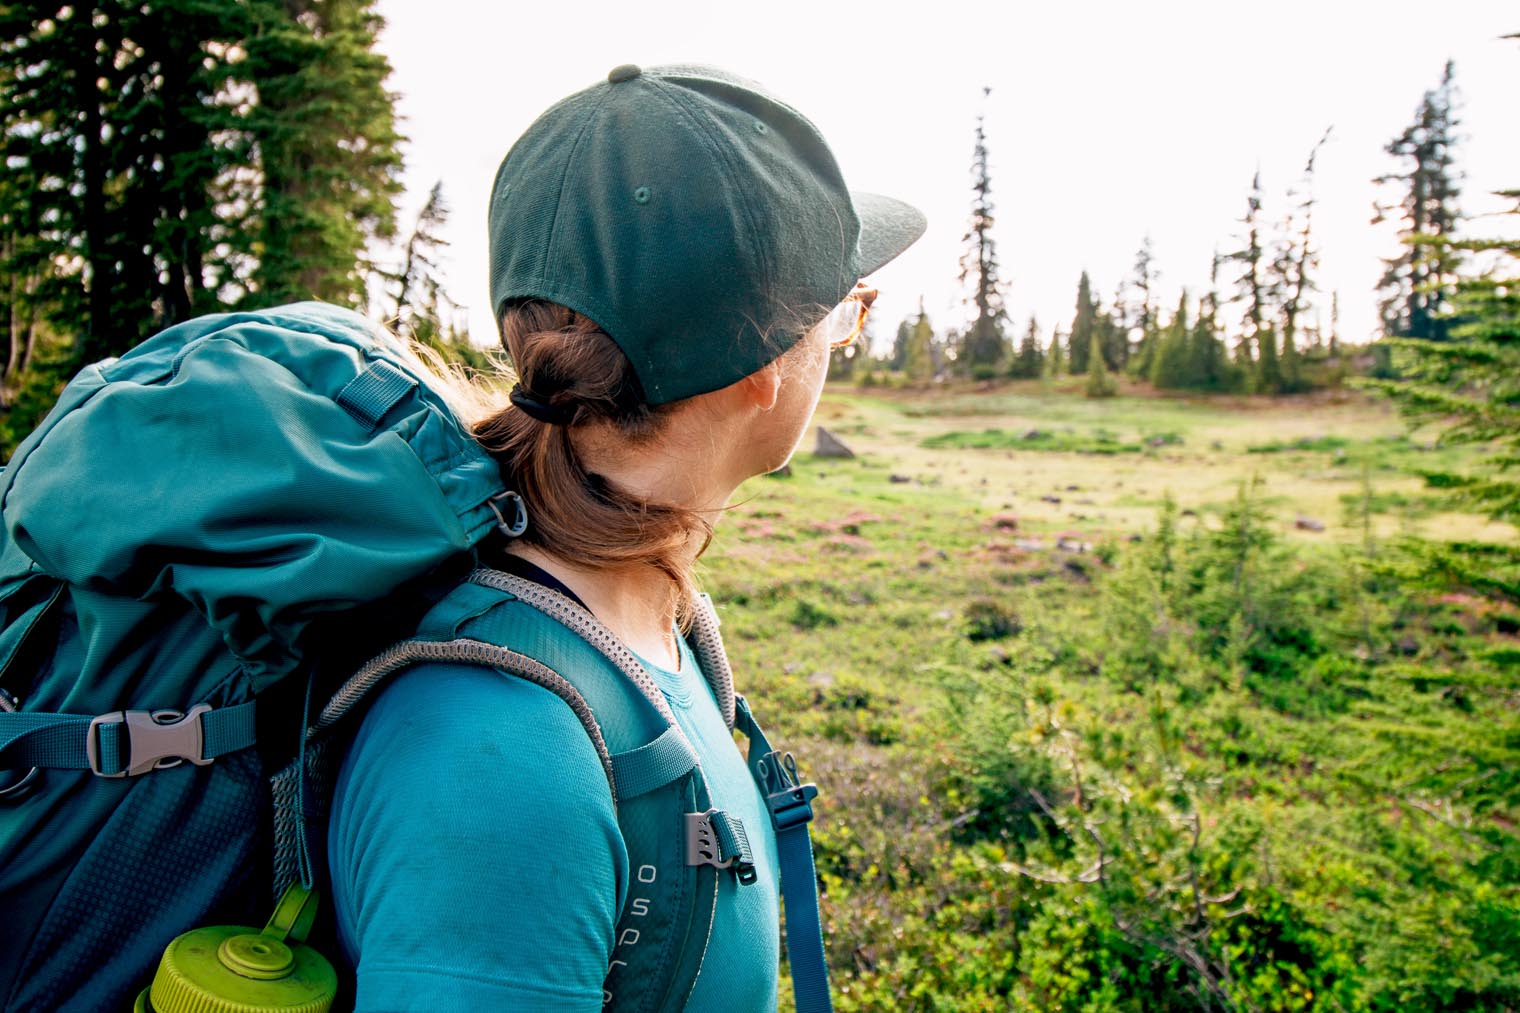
[{"x1": 853, "y1": 191, "x2": 927, "y2": 277}]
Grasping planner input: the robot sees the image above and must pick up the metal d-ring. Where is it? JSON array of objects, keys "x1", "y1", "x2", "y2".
[
  {"x1": 488, "y1": 490, "x2": 530, "y2": 539},
  {"x1": 0, "y1": 689, "x2": 41, "y2": 802}
]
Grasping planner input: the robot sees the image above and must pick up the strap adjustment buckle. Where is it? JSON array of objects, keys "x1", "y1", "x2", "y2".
[
  {"x1": 0, "y1": 688, "x2": 41, "y2": 801},
  {"x1": 487, "y1": 490, "x2": 529, "y2": 539},
  {"x1": 759, "y1": 750, "x2": 819, "y2": 831},
  {"x1": 685, "y1": 808, "x2": 758, "y2": 884},
  {"x1": 87, "y1": 704, "x2": 212, "y2": 778}
]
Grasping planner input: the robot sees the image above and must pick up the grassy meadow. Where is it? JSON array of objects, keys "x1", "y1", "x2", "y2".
[{"x1": 702, "y1": 381, "x2": 1520, "y2": 1012}]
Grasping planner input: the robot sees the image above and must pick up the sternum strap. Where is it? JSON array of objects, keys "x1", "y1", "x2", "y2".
[{"x1": 734, "y1": 694, "x2": 833, "y2": 1013}]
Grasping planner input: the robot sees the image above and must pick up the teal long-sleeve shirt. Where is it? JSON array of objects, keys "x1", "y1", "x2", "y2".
[{"x1": 327, "y1": 635, "x2": 781, "y2": 1012}]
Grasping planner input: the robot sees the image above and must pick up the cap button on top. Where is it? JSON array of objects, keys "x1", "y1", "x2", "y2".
[{"x1": 608, "y1": 64, "x2": 642, "y2": 84}]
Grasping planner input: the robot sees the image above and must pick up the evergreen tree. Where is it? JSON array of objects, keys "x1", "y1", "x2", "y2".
[
  {"x1": 1363, "y1": 181, "x2": 1520, "y2": 599},
  {"x1": 1189, "y1": 308, "x2": 1229, "y2": 393},
  {"x1": 1096, "y1": 303, "x2": 1124, "y2": 372},
  {"x1": 382, "y1": 181, "x2": 490, "y2": 370},
  {"x1": 0, "y1": 3, "x2": 250, "y2": 366},
  {"x1": 890, "y1": 317, "x2": 913, "y2": 371},
  {"x1": 246, "y1": 0, "x2": 404, "y2": 308},
  {"x1": 386, "y1": 183, "x2": 492, "y2": 372},
  {"x1": 1069, "y1": 271, "x2": 1096, "y2": 374},
  {"x1": 387, "y1": 183, "x2": 450, "y2": 341},
  {"x1": 1329, "y1": 290, "x2": 1341, "y2": 358},
  {"x1": 1149, "y1": 292, "x2": 1193, "y2": 390},
  {"x1": 1010, "y1": 315, "x2": 1044, "y2": 379},
  {"x1": 1273, "y1": 128, "x2": 1332, "y2": 394},
  {"x1": 1084, "y1": 331, "x2": 1117, "y2": 398},
  {"x1": 1279, "y1": 318, "x2": 1304, "y2": 392},
  {"x1": 1257, "y1": 323, "x2": 1283, "y2": 392},
  {"x1": 0, "y1": 0, "x2": 406, "y2": 456},
  {"x1": 0, "y1": 51, "x2": 48, "y2": 401},
  {"x1": 1106, "y1": 280, "x2": 1130, "y2": 370},
  {"x1": 1373, "y1": 60, "x2": 1463, "y2": 342},
  {"x1": 1189, "y1": 253, "x2": 1233, "y2": 391},
  {"x1": 1127, "y1": 237, "x2": 1159, "y2": 377},
  {"x1": 1047, "y1": 327, "x2": 1067, "y2": 378},
  {"x1": 905, "y1": 300, "x2": 935, "y2": 383},
  {"x1": 1227, "y1": 170, "x2": 1279, "y2": 390},
  {"x1": 957, "y1": 88, "x2": 1011, "y2": 373}
]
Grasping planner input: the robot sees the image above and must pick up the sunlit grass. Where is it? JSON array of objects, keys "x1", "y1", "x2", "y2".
[{"x1": 702, "y1": 383, "x2": 1519, "y2": 1011}]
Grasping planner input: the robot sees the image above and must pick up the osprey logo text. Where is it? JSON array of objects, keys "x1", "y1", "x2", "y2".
[{"x1": 603, "y1": 863, "x2": 658, "y2": 1006}]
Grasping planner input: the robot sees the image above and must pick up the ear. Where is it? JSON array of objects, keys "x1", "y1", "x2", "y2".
[{"x1": 734, "y1": 360, "x2": 782, "y2": 412}]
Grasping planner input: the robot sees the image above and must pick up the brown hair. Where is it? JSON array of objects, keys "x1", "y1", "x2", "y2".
[{"x1": 412, "y1": 301, "x2": 712, "y2": 626}]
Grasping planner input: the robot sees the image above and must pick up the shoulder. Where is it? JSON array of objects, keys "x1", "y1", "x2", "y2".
[
  {"x1": 328, "y1": 662, "x2": 628, "y2": 1011},
  {"x1": 336, "y1": 660, "x2": 613, "y2": 799},
  {"x1": 331, "y1": 660, "x2": 623, "y2": 864}
]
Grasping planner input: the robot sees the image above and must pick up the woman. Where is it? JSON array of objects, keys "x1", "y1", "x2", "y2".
[{"x1": 327, "y1": 63, "x2": 925, "y2": 1011}]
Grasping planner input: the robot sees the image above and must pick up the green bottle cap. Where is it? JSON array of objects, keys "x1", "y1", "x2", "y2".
[
  {"x1": 218, "y1": 934, "x2": 295, "y2": 980},
  {"x1": 143, "y1": 884, "x2": 337, "y2": 1013}
]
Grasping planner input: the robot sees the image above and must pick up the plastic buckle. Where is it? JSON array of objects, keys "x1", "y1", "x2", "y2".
[
  {"x1": 767, "y1": 782, "x2": 819, "y2": 832},
  {"x1": 685, "y1": 809, "x2": 758, "y2": 884},
  {"x1": 87, "y1": 704, "x2": 212, "y2": 778},
  {"x1": 759, "y1": 750, "x2": 819, "y2": 832},
  {"x1": 0, "y1": 689, "x2": 41, "y2": 801},
  {"x1": 487, "y1": 490, "x2": 529, "y2": 538}
]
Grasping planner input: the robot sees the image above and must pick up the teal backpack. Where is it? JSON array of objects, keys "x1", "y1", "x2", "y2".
[{"x1": 0, "y1": 303, "x2": 831, "y2": 1013}]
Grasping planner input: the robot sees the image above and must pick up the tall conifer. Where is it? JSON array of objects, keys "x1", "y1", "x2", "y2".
[
  {"x1": 1374, "y1": 61, "x2": 1463, "y2": 342},
  {"x1": 1149, "y1": 292, "x2": 1193, "y2": 389},
  {"x1": 1364, "y1": 185, "x2": 1520, "y2": 597},
  {"x1": 890, "y1": 317, "x2": 912, "y2": 371},
  {"x1": 1127, "y1": 238, "x2": 1159, "y2": 377},
  {"x1": 1228, "y1": 171, "x2": 1279, "y2": 390},
  {"x1": 0, "y1": 0, "x2": 406, "y2": 455},
  {"x1": 1329, "y1": 291, "x2": 1341, "y2": 357},
  {"x1": 1190, "y1": 253, "x2": 1232, "y2": 391},
  {"x1": 905, "y1": 300, "x2": 935, "y2": 383},
  {"x1": 382, "y1": 181, "x2": 488, "y2": 369},
  {"x1": 1274, "y1": 128, "x2": 1331, "y2": 394},
  {"x1": 957, "y1": 88, "x2": 1010, "y2": 373},
  {"x1": 1084, "y1": 331, "x2": 1116, "y2": 398},
  {"x1": 1047, "y1": 327, "x2": 1067, "y2": 378},
  {"x1": 247, "y1": 0, "x2": 404, "y2": 308},
  {"x1": 1069, "y1": 271, "x2": 1096, "y2": 374},
  {"x1": 1107, "y1": 280, "x2": 1130, "y2": 370},
  {"x1": 1011, "y1": 316, "x2": 1043, "y2": 379}
]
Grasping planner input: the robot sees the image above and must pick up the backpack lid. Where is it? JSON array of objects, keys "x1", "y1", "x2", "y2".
[{"x1": 0, "y1": 302, "x2": 506, "y2": 694}]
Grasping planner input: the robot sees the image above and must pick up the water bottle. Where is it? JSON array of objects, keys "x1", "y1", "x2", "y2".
[{"x1": 134, "y1": 883, "x2": 337, "y2": 1013}]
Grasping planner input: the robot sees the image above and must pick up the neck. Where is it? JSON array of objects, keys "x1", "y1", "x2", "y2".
[
  {"x1": 504, "y1": 401, "x2": 759, "y2": 669},
  {"x1": 505, "y1": 543, "x2": 685, "y2": 669},
  {"x1": 510, "y1": 430, "x2": 740, "y2": 671}
]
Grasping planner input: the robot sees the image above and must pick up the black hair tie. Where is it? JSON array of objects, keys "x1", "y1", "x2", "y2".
[{"x1": 510, "y1": 384, "x2": 576, "y2": 425}]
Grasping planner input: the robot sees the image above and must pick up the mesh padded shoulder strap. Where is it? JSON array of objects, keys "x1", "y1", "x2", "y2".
[
  {"x1": 284, "y1": 569, "x2": 722, "y2": 1012},
  {"x1": 684, "y1": 593, "x2": 736, "y2": 730}
]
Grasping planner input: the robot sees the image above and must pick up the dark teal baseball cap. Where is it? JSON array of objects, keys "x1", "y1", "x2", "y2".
[{"x1": 487, "y1": 63, "x2": 927, "y2": 406}]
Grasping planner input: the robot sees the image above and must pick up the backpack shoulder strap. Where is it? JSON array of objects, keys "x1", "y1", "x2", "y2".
[
  {"x1": 294, "y1": 567, "x2": 751, "y2": 1013},
  {"x1": 683, "y1": 593, "x2": 736, "y2": 731},
  {"x1": 734, "y1": 694, "x2": 833, "y2": 1013}
]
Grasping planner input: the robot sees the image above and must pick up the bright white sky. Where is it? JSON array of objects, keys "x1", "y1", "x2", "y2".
[{"x1": 373, "y1": 0, "x2": 1519, "y2": 355}]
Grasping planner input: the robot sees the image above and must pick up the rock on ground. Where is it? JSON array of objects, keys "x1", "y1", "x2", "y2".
[{"x1": 814, "y1": 426, "x2": 855, "y2": 458}]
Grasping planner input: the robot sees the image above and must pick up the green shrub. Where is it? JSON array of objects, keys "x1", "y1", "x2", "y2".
[
  {"x1": 790, "y1": 598, "x2": 839, "y2": 629},
  {"x1": 1246, "y1": 435, "x2": 1351, "y2": 454},
  {"x1": 964, "y1": 598, "x2": 1022, "y2": 641}
]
